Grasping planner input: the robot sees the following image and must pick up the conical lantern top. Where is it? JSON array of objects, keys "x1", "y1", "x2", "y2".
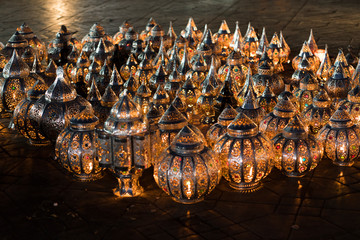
[
  {"x1": 352, "y1": 58, "x2": 360, "y2": 85},
  {"x1": 202, "y1": 56, "x2": 220, "y2": 89},
  {"x1": 334, "y1": 49, "x2": 349, "y2": 67},
  {"x1": 146, "y1": 104, "x2": 162, "y2": 121},
  {"x1": 167, "y1": 21, "x2": 177, "y2": 40},
  {"x1": 27, "y1": 78, "x2": 47, "y2": 100},
  {"x1": 241, "y1": 85, "x2": 259, "y2": 109},
  {"x1": 153, "y1": 63, "x2": 167, "y2": 82},
  {"x1": 126, "y1": 53, "x2": 138, "y2": 66},
  {"x1": 261, "y1": 80, "x2": 275, "y2": 98},
  {"x1": 313, "y1": 89, "x2": 332, "y2": 108},
  {"x1": 178, "y1": 46, "x2": 190, "y2": 75},
  {"x1": 158, "y1": 104, "x2": 188, "y2": 128},
  {"x1": 273, "y1": 98, "x2": 297, "y2": 118},
  {"x1": 87, "y1": 77, "x2": 101, "y2": 103},
  {"x1": 45, "y1": 59, "x2": 58, "y2": 76},
  {"x1": 298, "y1": 41, "x2": 313, "y2": 57},
  {"x1": 269, "y1": 32, "x2": 281, "y2": 48},
  {"x1": 95, "y1": 38, "x2": 109, "y2": 55},
  {"x1": 122, "y1": 76, "x2": 138, "y2": 97},
  {"x1": 153, "y1": 84, "x2": 169, "y2": 102},
  {"x1": 172, "y1": 95, "x2": 187, "y2": 114},
  {"x1": 107, "y1": 90, "x2": 141, "y2": 123},
  {"x1": 231, "y1": 21, "x2": 242, "y2": 49},
  {"x1": 125, "y1": 27, "x2": 138, "y2": 40},
  {"x1": 298, "y1": 54, "x2": 312, "y2": 71},
  {"x1": 201, "y1": 81, "x2": 215, "y2": 97},
  {"x1": 218, "y1": 104, "x2": 238, "y2": 126},
  {"x1": 89, "y1": 23, "x2": 105, "y2": 38},
  {"x1": 199, "y1": 28, "x2": 215, "y2": 49},
  {"x1": 139, "y1": 54, "x2": 153, "y2": 70},
  {"x1": 109, "y1": 66, "x2": 124, "y2": 86},
  {"x1": 31, "y1": 57, "x2": 44, "y2": 74},
  {"x1": 67, "y1": 45, "x2": 79, "y2": 63},
  {"x1": 217, "y1": 20, "x2": 231, "y2": 34},
  {"x1": 237, "y1": 68, "x2": 254, "y2": 100},
  {"x1": 184, "y1": 17, "x2": 198, "y2": 36},
  {"x1": 244, "y1": 26, "x2": 258, "y2": 41},
  {"x1": 227, "y1": 49, "x2": 242, "y2": 65},
  {"x1": 192, "y1": 53, "x2": 207, "y2": 71},
  {"x1": 257, "y1": 27, "x2": 269, "y2": 53},
  {"x1": 145, "y1": 17, "x2": 157, "y2": 31},
  {"x1": 45, "y1": 67, "x2": 77, "y2": 102},
  {"x1": 317, "y1": 44, "x2": 331, "y2": 79},
  {"x1": 18, "y1": 22, "x2": 33, "y2": 35},
  {"x1": 280, "y1": 31, "x2": 290, "y2": 52},
  {"x1": 170, "y1": 125, "x2": 204, "y2": 153},
  {"x1": 76, "y1": 51, "x2": 90, "y2": 68},
  {"x1": 282, "y1": 114, "x2": 307, "y2": 137},
  {"x1": 2, "y1": 49, "x2": 30, "y2": 79},
  {"x1": 99, "y1": 59, "x2": 111, "y2": 76},
  {"x1": 136, "y1": 81, "x2": 152, "y2": 98},
  {"x1": 151, "y1": 24, "x2": 164, "y2": 37},
  {"x1": 244, "y1": 22, "x2": 251, "y2": 38},
  {"x1": 329, "y1": 105, "x2": 354, "y2": 128},
  {"x1": 101, "y1": 85, "x2": 119, "y2": 107},
  {"x1": 259, "y1": 49, "x2": 272, "y2": 63},
  {"x1": 7, "y1": 31, "x2": 27, "y2": 44},
  {"x1": 307, "y1": 29, "x2": 318, "y2": 54},
  {"x1": 331, "y1": 63, "x2": 348, "y2": 80},
  {"x1": 119, "y1": 20, "x2": 132, "y2": 33},
  {"x1": 227, "y1": 111, "x2": 258, "y2": 137},
  {"x1": 300, "y1": 72, "x2": 319, "y2": 90},
  {"x1": 258, "y1": 58, "x2": 273, "y2": 75},
  {"x1": 168, "y1": 63, "x2": 181, "y2": 82},
  {"x1": 348, "y1": 85, "x2": 360, "y2": 103},
  {"x1": 70, "y1": 106, "x2": 99, "y2": 130}
]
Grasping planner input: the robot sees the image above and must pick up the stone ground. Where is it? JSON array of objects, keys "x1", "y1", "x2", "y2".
[{"x1": 1, "y1": 0, "x2": 360, "y2": 239}]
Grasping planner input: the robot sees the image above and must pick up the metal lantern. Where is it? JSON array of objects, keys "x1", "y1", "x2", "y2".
[
  {"x1": 153, "y1": 84, "x2": 171, "y2": 114},
  {"x1": 13, "y1": 78, "x2": 49, "y2": 146},
  {"x1": 146, "y1": 104, "x2": 161, "y2": 165},
  {"x1": 87, "y1": 77, "x2": 101, "y2": 108},
  {"x1": 66, "y1": 45, "x2": 79, "y2": 78},
  {"x1": 272, "y1": 115, "x2": 322, "y2": 177},
  {"x1": 122, "y1": 76, "x2": 138, "y2": 99},
  {"x1": 48, "y1": 25, "x2": 77, "y2": 66},
  {"x1": 156, "y1": 104, "x2": 188, "y2": 161},
  {"x1": 166, "y1": 44, "x2": 180, "y2": 74},
  {"x1": 147, "y1": 24, "x2": 167, "y2": 52},
  {"x1": 279, "y1": 31, "x2": 291, "y2": 62},
  {"x1": 120, "y1": 53, "x2": 138, "y2": 81},
  {"x1": 43, "y1": 59, "x2": 58, "y2": 87},
  {"x1": 149, "y1": 63, "x2": 168, "y2": 93},
  {"x1": 133, "y1": 81, "x2": 152, "y2": 115},
  {"x1": 259, "y1": 96, "x2": 298, "y2": 140},
  {"x1": 266, "y1": 32, "x2": 285, "y2": 73},
  {"x1": 119, "y1": 28, "x2": 139, "y2": 56},
  {"x1": 214, "y1": 112, "x2": 273, "y2": 192},
  {"x1": 97, "y1": 90, "x2": 151, "y2": 197},
  {"x1": 237, "y1": 69, "x2": 254, "y2": 106},
  {"x1": 345, "y1": 45, "x2": 359, "y2": 67},
  {"x1": 194, "y1": 29, "x2": 221, "y2": 69},
  {"x1": 134, "y1": 55, "x2": 154, "y2": 85},
  {"x1": 294, "y1": 72, "x2": 320, "y2": 112},
  {"x1": 171, "y1": 95, "x2": 188, "y2": 118},
  {"x1": 82, "y1": 23, "x2": 114, "y2": 56},
  {"x1": 307, "y1": 29, "x2": 318, "y2": 55},
  {"x1": 138, "y1": 42, "x2": 156, "y2": 63},
  {"x1": 352, "y1": 59, "x2": 360, "y2": 87},
  {"x1": 178, "y1": 77, "x2": 201, "y2": 120},
  {"x1": 93, "y1": 85, "x2": 119, "y2": 126},
  {"x1": 325, "y1": 64, "x2": 351, "y2": 105},
  {"x1": 257, "y1": 81, "x2": 277, "y2": 114},
  {"x1": 55, "y1": 107, "x2": 103, "y2": 181},
  {"x1": 256, "y1": 27, "x2": 269, "y2": 59},
  {"x1": 164, "y1": 64, "x2": 182, "y2": 102},
  {"x1": 186, "y1": 53, "x2": 208, "y2": 88},
  {"x1": 154, "y1": 125, "x2": 221, "y2": 204},
  {"x1": 89, "y1": 39, "x2": 112, "y2": 69},
  {"x1": 29, "y1": 68, "x2": 91, "y2": 142},
  {"x1": 302, "y1": 89, "x2": 335, "y2": 135},
  {"x1": 177, "y1": 46, "x2": 191, "y2": 80},
  {"x1": 339, "y1": 85, "x2": 360, "y2": 124},
  {"x1": 291, "y1": 54, "x2": 314, "y2": 90},
  {"x1": 139, "y1": 17, "x2": 157, "y2": 41},
  {"x1": 278, "y1": 84, "x2": 300, "y2": 110},
  {"x1": 201, "y1": 56, "x2": 222, "y2": 92},
  {"x1": 218, "y1": 50, "x2": 246, "y2": 86},
  {"x1": 113, "y1": 20, "x2": 132, "y2": 44},
  {"x1": 196, "y1": 82, "x2": 217, "y2": 133},
  {"x1": 181, "y1": 17, "x2": 202, "y2": 41},
  {"x1": 292, "y1": 41, "x2": 320, "y2": 72},
  {"x1": 317, "y1": 105, "x2": 360, "y2": 166},
  {"x1": 230, "y1": 21, "x2": 242, "y2": 50},
  {"x1": 21, "y1": 48, "x2": 35, "y2": 68},
  {"x1": 213, "y1": 73, "x2": 238, "y2": 119},
  {"x1": 213, "y1": 20, "x2": 232, "y2": 63},
  {"x1": 108, "y1": 66, "x2": 123, "y2": 96},
  {"x1": 71, "y1": 51, "x2": 90, "y2": 98},
  {"x1": 166, "y1": 21, "x2": 177, "y2": 48},
  {"x1": 152, "y1": 39, "x2": 169, "y2": 70},
  {"x1": 0, "y1": 50, "x2": 34, "y2": 113},
  {"x1": 328, "y1": 49, "x2": 354, "y2": 78},
  {"x1": 316, "y1": 45, "x2": 331, "y2": 85},
  {"x1": 207, "y1": 104, "x2": 237, "y2": 148},
  {"x1": 96, "y1": 60, "x2": 112, "y2": 95},
  {"x1": 241, "y1": 25, "x2": 259, "y2": 68}
]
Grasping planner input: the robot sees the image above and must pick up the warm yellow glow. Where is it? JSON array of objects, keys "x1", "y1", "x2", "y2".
[
  {"x1": 186, "y1": 180, "x2": 192, "y2": 199},
  {"x1": 315, "y1": 49, "x2": 326, "y2": 63}
]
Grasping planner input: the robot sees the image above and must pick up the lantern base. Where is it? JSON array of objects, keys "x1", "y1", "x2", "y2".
[
  {"x1": 28, "y1": 139, "x2": 51, "y2": 147},
  {"x1": 113, "y1": 186, "x2": 143, "y2": 198},
  {"x1": 74, "y1": 172, "x2": 104, "y2": 182},
  {"x1": 333, "y1": 161, "x2": 354, "y2": 167},
  {"x1": 172, "y1": 197, "x2": 204, "y2": 204},
  {"x1": 229, "y1": 181, "x2": 262, "y2": 193},
  {"x1": 284, "y1": 172, "x2": 307, "y2": 178}
]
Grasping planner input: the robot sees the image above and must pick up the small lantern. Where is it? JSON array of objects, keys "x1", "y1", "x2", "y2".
[
  {"x1": 278, "y1": 84, "x2": 301, "y2": 110},
  {"x1": 93, "y1": 85, "x2": 119, "y2": 126},
  {"x1": 166, "y1": 44, "x2": 180, "y2": 73},
  {"x1": 292, "y1": 41, "x2": 320, "y2": 72},
  {"x1": 328, "y1": 49, "x2": 355, "y2": 79},
  {"x1": 186, "y1": 53, "x2": 208, "y2": 88},
  {"x1": 256, "y1": 27, "x2": 269, "y2": 59},
  {"x1": 164, "y1": 65, "x2": 182, "y2": 102},
  {"x1": 113, "y1": 20, "x2": 132, "y2": 44},
  {"x1": 85, "y1": 59, "x2": 100, "y2": 87},
  {"x1": 258, "y1": 81, "x2": 277, "y2": 114},
  {"x1": 339, "y1": 85, "x2": 360, "y2": 124},
  {"x1": 70, "y1": 51, "x2": 90, "y2": 98},
  {"x1": 294, "y1": 72, "x2": 320, "y2": 112},
  {"x1": 316, "y1": 44, "x2": 332, "y2": 85},
  {"x1": 302, "y1": 89, "x2": 335, "y2": 135},
  {"x1": 259, "y1": 96, "x2": 298, "y2": 140},
  {"x1": 48, "y1": 25, "x2": 77, "y2": 66},
  {"x1": 133, "y1": 81, "x2": 152, "y2": 115},
  {"x1": 146, "y1": 105, "x2": 161, "y2": 165},
  {"x1": 89, "y1": 39, "x2": 112, "y2": 68},
  {"x1": 97, "y1": 91, "x2": 151, "y2": 197},
  {"x1": 213, "y1": 73, "x2": 238, "y2": 118},
  {"x1": 178, "y1": 77, "x2": 201, "y2": 118},
  {"x1": 87, "y1": 77, "x2": 101, "y2": 108},
  {"x1": 138, "y1": 42, "x2": 156, "y2": 63},
  {"x1": 171, "y1": 95, "x2": 188, "y2": 118},
  {"x1": 153, "y1": 84, "x2": 171, "y2": 114},
  {"x1": 17, "y1": 23, "x2": 47, "y2": 62},
  {"x1": 213, "y1": 20, "x2": 232, "y2": 63},
  {"x1": 134, "y1": 55, "x2": 154, "y2": 85},
  {"x1": 266, "y1": 32, "x2": 285, "y2": 73},
  {"x1": 201, "y1": 56, "x2": 222, "y2": 92},
  {"x1": 55, "y1": 107, "x2": 103, "y2": 181},
  {"x1": 352, "y1": 60, "x2": 360, "y2": 87},
  {"x1": 181, "y1": 17, "x2": 202, "y2": 41},
  {"x1": 96, "y1": 60, "x2": 112, "y2": 95},
  {"x1": 139, "y1": 17, "x2": 156, "y2": 41},
  {"x1": 307, "y1": 29, "x2": 318, "y2": 55},
  {"x1": 0, "y1": 50, "x2": 34, "y2": 113},
  {"x1": 325, "y1": 64, "x2": 351, "y2": 105},
  {"x1": 21, "y1": 48, "x2": 35, "y2": 68},
  {"x1": 82, "y1": 23, "x2": 114, "y2": 56},
  {"x1": 237, "y1": 69, "x2": 255, "y2": 106},
  {"x1": 194, "y1": 29, "x2": 221, "y2": 69},
  {"x1": 147, "y1": 24, "x2": 167, "y2": 52},
  {"x1": 196, "y1": 82, "x2": 216, "y2": 132},
  {"x1": 345, "y1": 45, "x2": 359, "y2": 67},
  {"x1": 29, "y1": 68, "x2": 91, "y2": 142},
  {"x1": 291, "y1": 54, "x2": 314, "y2": 90},
  {"x1": 122, "y1": 76, "x2": 138, "y2": 98},
  {"x1": 218, "y1": 50, "x2": 246, "y2": 86},
  {"x1": 178, "y1": 46, "x2": 191, "y2": 80},
  {"x1": 154, "y1": 125, "x2": 221, "y2": 204},
  {"x1": 317, "y1": 105, "x2": 360, "y2": 166},
  {"x1": 108, "y1": 66, "x2": 123, "y2": 97},
  {"x1": 149, "y1": 64, "x2": 168, "y2": 93},
  {"x1": 152, "y1": 39, "x2": 169, "y2": 70},
  {"x1": 13, "y1": 79, "x2": 49, "y2": 146},
  {"x1": 230, "y1": 21, "x2": 242, "y2": 50},
  {"x1": 44, "y1": 59, "x2": 58, "y2": 87},
  {"x1": 119, "y1": 28, "x2": 139, "y2": 56},
  {"x1": 120, "y1": 53, "x2": 138, "y2": 81},
  {"x1": 206, "y1": 104, "x2": 237, "y2": 148},
  {"x1": 279, "y1": 31, "x2": 291, "y2": 63},
  {"x1": 214, "y1": 112, "x2": 273, "y2": 192},
  {"x1": 166, "y1": 21, "x2": 177, "y2": 48},
  {"x1": 241, "y1": 25, "x2": 260, "y2": 68},
  {"x1": 273, "y1": 115, "x2": 322, "y2": 177}
]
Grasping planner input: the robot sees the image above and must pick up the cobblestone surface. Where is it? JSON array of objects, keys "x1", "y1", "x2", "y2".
[{"x1": 1, "y1": 1, "x2": 360, "y2": 239}]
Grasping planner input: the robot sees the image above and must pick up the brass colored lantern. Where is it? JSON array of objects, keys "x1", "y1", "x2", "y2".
[
  {"x1": 196, "y1": 82, "x2": 216, "y2": 132},
  {"x1": 97, "y1": 90, "x2": 151, "y2": 197},
  {"x1": 146, "y1": 105, "x2": 161, "y2": 165},
  {"x1": 279, "y1": 31, "x2": 291, "y2": 62},
  {"x1": 87, "y1": 77, "x2": 101, "y2": 108},
  {"x1": 256, "y1": 27, "x2": 269, "y2": 59},
  {"x1": 291, "y1": 54, "x2": 314, "y2": 90},
  {"x1": 207, "y1": 104, "x2": 237, "y2": 148},
  {"x1": 138, "y1": 41, "x2": 156, "y2": 63},
  {"x1": 292, "y1": 41, "x2": 320, "y2": 72},
  {"x1": 139, "y1": 17, "x2": 157, "y2": 41},
  {"x1": 96, "y1": 60, "x2": 112, "y2": 95},
  {"x1": 71, "y1": 51, "x2": 90, "y2": 98},
  {"x1": 316, "y1": 45, "x2": 331, "y2": 85},
  {"x1": 134, "y1": 55, "x2": 154, "y2": 85},
  {"x1": 339, "y1": 85, "x2": 360, "y2": 124},
  {"x1": 352, "y1": 59, "x2": 360, "y2": 87},
  {"x1": 93, "y1": 85, "x2": 119, "y2": 126},
  {"x1": 230, "y1": 21, "x2": 242, "y2": 50},
  {"x1": 154, "y1": 125, "x2": 221, "y2": 204},
  {"x1": 164, "y1": 65, "x2": 182, "y2": 102},
  {"x1": 257, "y1": 81, "x2": 277, "y2": 114},
  {"x1": 325, "y1": 64, "x2": 351, "y2": 105},
  {"x1": 201, "y1": 57, "x2": 222, "y2": 92},
  {"x1": 149, "y1": 63, "x2": 168, "y2": 93},
  {"x1": 133, "y1": 81, "x2": 152, "y2": 115},
  {"x1": 214, "y1": 112, "x2": 273, "y2": 192},
  {"x1": 171, "y1": 95, "x2": 188, "y2": 118},
  {"x1": 152, "y1": 39, "x2": 169, "y2": 70},
  {"x1": 55, "y1": 107, "x2": 103, "y2": 181},
  {"x1": 108, "y1": 66, "x2": 123, "y2": 96},
  {"x1": 178, "y1": 46, "x2": 191, "y2": 80},
  {"x1": 181, "y1": 17, "x2": 202, "y2": 42},
  {"x1": 29, "y1": 68, "x2": 91, "y2": 142},
  {"x1": 85, "y1": 59, "x2": 100, "y2": 88},
  {"x1": 266, "y1": 32, "x2": 285, "y2": 73},
  {"x1": 302, "y1": 89, "x2": 335, "y2": 135},
  {"x1": 178, "y1": 77, "x2": 201, "y2": 116},
  {"x1": 259, "y1": 96, "x2": 298, "y2": 140},
  {"x1": 218, "y1": 50, "x2": 246, "y2": 86},
  {"x1": 294, "y1": 72, "x2": 320, "y2": 112},
  {"x1": 153, "y1": 84, "x2": 171, "y2": 114},
  {"x1": 186, "y1": 53, "x2": 208, "y2": 88},
  {"x1": 13, "y1": 79, "x2": 49, "y2": 146},
  {"x1": 89, "y1": 39, "x2": 112, "y2": 68},
  {"x1": 272, "y1": 115, "x2": 322, "y2": 177},
  {"x1": 241, "y1": 25, "x2": 259, "y2": 67},
  {"x1": 328, "y1": 49, "x2": 355, "y2": 79},
  {"x1": 214, "y1": 73, "x2": 238, "y2": 118},
  {"x1": 278, "y1": 84, "x2": 300, "y2": 110},
  {"x1": 0, "y1": 50, "x2": 34, "y2": 113},
  {"x1": 120, "y1": 53, "x2": 138, "y2": 81},
  {"x1": 119, "y1": 28, "x2": 139, "y2": 56},
  {"x1": 82, "y1": 23, "x2": 114, "y2": 56},
  {"x1": 157, "y1": 104, "x2": 188, "y2": 162},
  {"x1": 317, "y1": 105, "x2": 360, "y2": 166},
  {"x1": 213, "y1": 20, "x2": 232, "y2": 63},
  {"x1": 113, "y1": 20, "x2": 132, "y2": 44}
]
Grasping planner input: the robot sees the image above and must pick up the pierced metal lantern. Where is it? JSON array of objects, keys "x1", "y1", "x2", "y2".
[
  {"x1": 149, "y1": 63, "x2": 168, "y2": 93},
  {"x1": 325, "y1": 64, "x2": 351, "y2": 105},
  {"x1": 186, "y1": 54, "x2": 208, "y2": 88},
  {"x1": 113, "y1": 20, "x2": 132, "y2": 44},
  {"x1": 21, "y1": 48, "x2": 35, "y2": 68},
  {"x1": 66, "y1": 45, "x2": 79, "y2": 78},
  {"x1": 71, "y1": 51, "x2": 90, "y2": 98},
  {"x1": 89, "y1": 39, "x2": 112, "y2": 68},
  {"x1": 139, "y1": 17, "x2": 157, "y2": 41},
  {"x1": 119, "y1": 28, "x2": 139, "y2": 56},
  {"x1": 29, "y1": 68, "x2": 91, "y2": 142},
  {"x1": 196, "y1": 82, "x2": 216, "y2": 132},
  {"x1": 166, "y1": 44, "x2": 180, "y2": 74},
  {"x1": 97, "y1": 90, "x2": 151, "y2": 197},
  {"x1": 177, "y1": 46, "x2": 191, "y2": 80},
  {"x1": 230, "y1": 21, "x2": 242, "y2": 50},
  {"x1": 339, "y1": 85, "x2": 360, "y2": 124},
  {"x1": 178, "y1": 77, "x2": 201, "y2": 118},
  {"x1": 133, "y1": 81, "x2": 152, "y2": 115},
  {"x1": 147, "y1": 24, "x2": 167, "y2": 52},
  {"x1": 82, "y1": 23, "x2": 114, "y2": 56},
  {"x1": 48, "y1": 25, "x2": 77, "y2": 66},
  {"x1": 154, "y1": 125, "x2": 221, "y2": 204},
  {"x1": 134, "y1": 55, "x2": 154, "y2": 85},
  {"x1": 96, "y1": 60, "x2": 112, "y2": 95},
  {"x1": 316, "y1": 45, "x2": 331, "y2": 85},
  {"x1": 120, "y1": 53, "x2": 138, "y2": 81},
  {"x1": 291, "y1": 54, "x2": 314, "y2": 90},
  {"x1": 317, "y1": 106, "x2": 360, "y2": 166},
  {"x1": 294, "y1": 72, "x2": 320, "y2": 112},
  {"x1": 0, "y1": 50, "x2": 34, "y2": 113},
  {"x1": 138, "y1": 42, "x2": 156, "y2": 63},
  {"x1": 201, "y1": 56, "x2": 222, "y2": 92},
  {"x1": 181, "y1": 17, "x2": 202, "y2": 42},
  {"x1": 13, "y1": 78, "x2": 49, "y2": 146},
  {"x1": 237, "y1": 69, "x2": 254, "y2": 106},
  {"x1": 241, "y1": 25, "x2": 259, "y2": 67},
  {"x1": 292, "y1": 41, "x2": 320, "y2": 72},
  {"x1": 279, "y1": 31, "x2": 291, "y2": 62},
  {"x1": 213, "y1": 20, "x2": 232, "y2": 63},
  {"x1": 109, "y1": 66, "x2": 123, "y2": 96},
  {"x1": 273, "y1": 115, "x2": 322, "y2": 177},
  {"x1": 259, "y1": 96, "x2": 298, "y2": 140},
  {"x1": 146, "y1": 104, "x2": 161, "y2": 165},
  {"x1": 258, "y1": 81, "x2": 277, "y2": 114},
  {"x1": 93, "y1": 85, "x2": 119, "y2": 126},
  {"x1": 171, "y1": 95, "x2": 188, "y2": 118},
  {"x1": 213, "y1": 74, "x2": 238, "y2": 119},
  {"x1": 156, "y1": 104, "x2": 188, "y2": 162},
  {"x1": 214, "y1": 112, "x2": 273, "y2": 192},
  {"x1": 194, "y1": 29, "x2": 221, "y2": 69},
  {"x1": 302, "y1": 89, "x2": 335, "y2": 135},
  {"x1": 164, "y1": 64, "x2": 182, "y2": 102},
  {"x1": 43, "y1": 59, "x2": 58, "y2": 87},
  {"x1": 218, "y1": 50, "x2": 246, "y2": 86},
  {"x1": 328, "y1": 49, "x2": 354, "y2": 78},
  {"x1": 122, "y1": 76, "x2": 138, "y2": 98},
  {"x1": 266, "y1": 32, "x2": 285, "y2": 73},
  {"x1": 256, "y1": 27, "x2": 269, "y2": 59},
  {"x1": 55, "y1": 107, "x2": 103, "y2": 181},
  {"x1": 207, "y1": 104, "x2": 237, "y2": 148},
  {"x1": 278, "y1": 85, "x2": 300, "y2": 110},
  {"x1": 153, "y1": 84, "x2": 171, "y2": 115},
  {"x1": 152, "y1": 39, "x2": 169, "y2": 70}
]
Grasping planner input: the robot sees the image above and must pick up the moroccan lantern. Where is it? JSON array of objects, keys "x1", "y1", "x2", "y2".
[
  {"x1": 152, "y1": 39, "x2": 169, "y2": 70},
  {"x1": 328, "y1": 49, "x2": 355, "y2": 78},
  {"x1": 97, "y1": 90, "x2": 151, "y2": 197},
  {"x1": 339, "y1": 85, "x2": 360, "y2": 124},
  {"x1": 201, "y1": 56, "x2": 222, "y2": 92},
  {"x1": 48, "y1": 25, "x2": 77, "y2": 66},
  {"x1": 302, "y1": 89, "x2": 335, "y2": 135},
  {"x1": 139, "y1": 17, "x2": 157, "y2": 41},
  {"x1": 108, "y1": 66, "x2": 123, "y2": 96},
  {"x1": 294, "y1": 72, "x2": 320, "y2": 112},
  {"x1": 171, "y1": 95, "x2": 188, "y2": 118},
  {"x1": 119, "y1": 28, "x2": 139, "y2": 56},
  {"x1": 82, "y1": 23, "x2": 114, "y2": 56},
  {"x1": 196, "y1": 82, "x2": 217, "y2": 132},
  {"x1": 257, "y1": 81, "x2": 277, "y2": 114},
  {"x1": 87, "y1": 77, "x2": 101, "y2": 108},
  {"x1": 292, "y1": 41, "x2": 320, "y2": 72},
  {"x1": 154, "y1": 125, "x2": 221, "y2": 204},
  {"x1": 181, "y1": 17, "x2": 202, "y2": 41},
  {"x1": 206, "y1": 104, "x2": 237, "y2": 148},
  {"x1": 17, "y1": 23, "x2": 47, "y2": 62},
  {"x1": 345, "y1": 45, "x2": 359, "y2": 67},
  {"x1": 96, "y1": 60, "x2": 112, "y2": 95},
  {"x1": 164, "y1": 64, "x2": 182, "y2": 102},
  {"x1": 89, "y1": 39, "x2": 112, "y2": 68},
  {"x1": 146, "y1": 105, "x2": 161, "y2": 165},
  {"x1": 266, "y1": 32, "x2": 285, "y2": 73},
  {"x1": 230, "y1": 21, "x2": 242, "y2": 50},
  {"x1": 138, "y1": 42, "x2": 156, "y2": 63},
  {"x1": 43, "y1": 59, "x2": 58, "y2": 87},
  {"x1": 272, "y1": 115, "x2": 322, "y2": 177},
  {"x1": 93, "y1": 85, "x2": 119, "y2": 126},
  {"x1": 278, "y1": 84, "x2": 301, "y2": 110},
  {"x1": 133, "y1": 81, "x2": 152, "y2": 115},
  {"x1": 291, "y1": 54, "x2": 314, "y2": 90},
  {"x1": 317, "y1": 105, "x2": 360, "y2": 166},
  {"x1": 120, "y1": 53, "x2": 138, "y2": 81},
  {"x1": 122, "y1": 76, "x2": 138, "y2": 99},
  {"x1": 218, "y1": 49, "x2": 246, "y2": 86},
  {"x1": 241, "y1": 25, "x2": 259, "y2": 68},
  {"x1": 70, "y1": 51, "x2": 90, "y2": 98},
  {"x1": 352, "y1": 59, "x2": 360, "y2": 87},
  {"x1": 13, "y1": 78, "x2": 49, "y2": 146},
  {"x1": 256, "y1": 27, "x2": 269, "y2": 59},
  {"x1": 194, "y1": 28, "x2": 221, "y2": 69},
  {"x1": 279, "y1": 31, "x2": 291, "y2": 63},
  {"x1": 213, "y1": 20, "x2": 232, "y2": 63},
  {"x1": 149, "y1": 63, "x2": 168, "y2": 93},
  {"x1": 21, "y1": 48, "x2": 35, "y2": 68},
  {"x1": 55, "y1": 107, "x2": 103, "y2": 181},
  {"x1": 29, "y1": 67, "x2": 91, "y2": 142},
  {"x1": 316, "y1": 44, "x2": 332, "y2": 85},
  {"x1": 214, "y1": 112, "x2": 273, "y2": 192},
  {"x1": 259, "y1": 96, "x2": 298, "y2": 140},
  {"x1": 325, "y1": 64, "x2": 351, "y2": 106},
  {"x1": 66, "y1": 46, "x2": 79, "y2": 78},
  {"x1": 147, "y1": 24, "x2": 167, "y2": 52},
  {"x1": 113, "y1": 20, "x2": 132, "y2": 44},
  {"x1": 166, "y1": 44, "x2": 180, "y2": 73},
  {"x1": 186, "y1": 53, "x2": 208, "y2": 88},
  {"x1": 134, "y1": 55, "x2": 154, "y2": 85},
  {"x1": 237, "y1": 69, "x2": 255, "y2": 106},
  {"x1": 213, "y1": 73, "x2": 238, "y2": 118},
  {"x1": 178, "y1": 77, "x2": 201, "y2": 116},
  {"x1": 153, "y1": 84, "x2": 171, "y2": 114},
  {"x1": 177, "y1": 46, "x2": 191, "y2": 80}
]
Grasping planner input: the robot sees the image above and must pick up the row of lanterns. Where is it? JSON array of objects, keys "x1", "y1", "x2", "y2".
[{"x1": 1, "y1": 17, "x2": 360, "y2": 204}]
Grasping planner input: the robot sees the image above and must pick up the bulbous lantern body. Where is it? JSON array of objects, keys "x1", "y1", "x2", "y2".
[
  {"x1": 97, "y1": 91, "x2": 151, "y2": 197},
  {"x1": 340, "y1": 85, "x2": 360, "y2": 124},
  {"x1": 113, "y1": 20, "x2": 132, "y2": 44},
  {"x1": 55, "y1": 107, "x2": 103, "y2": 181},
  {"x1": 0, "y1": 50, "x2": 35, "y2": 113},
  {"x1": 13, "y1": 79, "x2": 50, "y2": 145},
  {"x1": 317, "y1": 106, "x2": 360, "y2": 166},
  {"x1": 302, "y1": 89, "x2": 335, "y2": 135},
  {"x1": 273, "y1": 115, "x2": 322, "y2": 177},
  {"x1": 292, "y1": 41, "x2": 320, "y2": 72},
  {"x1": 325, "y1": 64, "x2": 351, "y2": 105},
  {"x1": 154, "y1": 125, "x2": 221, "y2": 204},
  {"x1": 214, "y1": 112, "x2": 273, "y2": 192},
  {"x1": 253, "y1": 58, "x2": 284, "y2": 96},
  {"x1": 29, "y1": 68, "x2": 91, "y2": 142}
]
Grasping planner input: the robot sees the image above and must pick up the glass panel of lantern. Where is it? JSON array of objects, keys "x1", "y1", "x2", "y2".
[{"x1": 325, "y1": 64, "x2": 351, "y2": 107}]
